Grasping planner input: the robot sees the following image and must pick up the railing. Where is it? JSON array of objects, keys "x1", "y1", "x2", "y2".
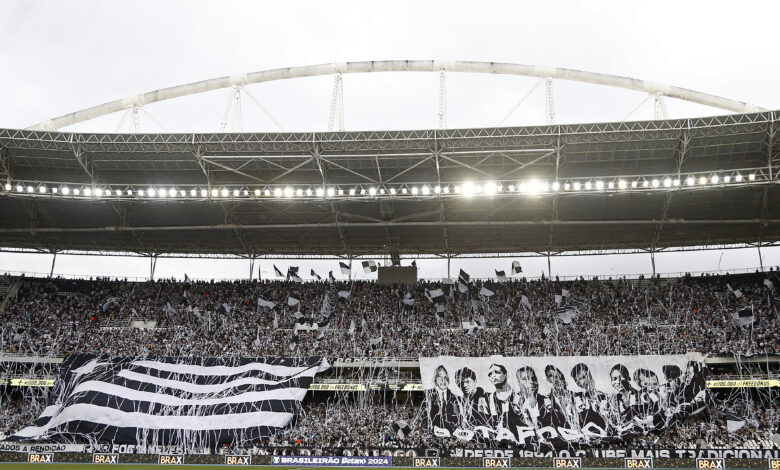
[{"x1": 1, "y1": 265, "x2": 772, "y2": 283}]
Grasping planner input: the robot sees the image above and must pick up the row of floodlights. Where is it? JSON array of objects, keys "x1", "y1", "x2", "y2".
[{"x1": 1, "y1": 173, "x2": 761, "y2": 199}]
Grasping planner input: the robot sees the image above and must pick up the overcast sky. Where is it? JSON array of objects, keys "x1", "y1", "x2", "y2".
[{"x1": 1, "y1": 0, "x2": 779, "y2": 280}]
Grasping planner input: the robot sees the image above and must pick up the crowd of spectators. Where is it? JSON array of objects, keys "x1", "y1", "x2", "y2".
[
  {"x1": 0, "y1": 270, "x2": 778, "y2": 450},
  {"x1": 1, "y1": 270, "x2": 779, "y2": 358}
]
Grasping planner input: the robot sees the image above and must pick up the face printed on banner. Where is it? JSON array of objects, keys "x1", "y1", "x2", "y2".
[
  {"x1": 545, "y1": 365, "x2": 567, "y2": 392},
  {"x1": 572, "y1": 363, "x2": 595, "y2": 392},
  {"x1": 610, "y1": 364, "x2": 631, "y2": 393},
  {"x1": 488, "y1": 364, "x2": 508, "y2": 388},
  {"x1": 515, "y1": 367, "x2": 539, "y2": 396},
  {"x1": 635, "y1": 369, "x2": 659, "y2": 392},
  {"x1": 434, "y1": 366, "x2": 449, "y2": 391}
]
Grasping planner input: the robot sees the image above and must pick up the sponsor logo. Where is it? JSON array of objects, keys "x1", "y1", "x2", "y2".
[
  {"x1": 554, "y1": 457, "x2": 582, "y2": 468},
  {"x1": 697, "y1": 458, "x2": 725, "y2": 469},
  {"x1": 158, "y1": 454, "x2": 184, "y2": 465},
  {"x1": 484, "y1": 457, "x2": 511, "y2": 467},
  {"x1": 625, "y1": 458, "x2": 653, "y2": 468},
  {"x1": 414, "y1": 457, "x2": 440, "y2": 467},
  {"x1": 93, "y1": 453, "x2": 118, "y2": 464},
  {"x1": 225, "y1": 455, "x2": 251, "y2": 465},
  {"x1": 28, "y1": 453, "x2": 54, "y2": 463},
  {"x1": 769, "y1": 459, "x2": 780, "y2": 470},
  {"x1": 271, "y1": 455, "x2": 392, "y2": 466}
]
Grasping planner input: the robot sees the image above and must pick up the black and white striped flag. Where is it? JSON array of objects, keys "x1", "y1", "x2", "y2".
[
  {"x1": 273, "y1": 265, "x2": 284, "y2": 277},
  {"x1": 11, "y1": 354, "x2": 328, "y2": 446},
  {"x1": 339, "y1": 262, "x2": 350, "y2": 276},
  {"x1": 310, "y1": 269, "x2": 322, "y2": 281},
  {"x1": 495, "y1": 270, "x2": 507, "y2": 281},
  {"x1": 511, "y1": 261, "x2": 522, "y2": 275}
]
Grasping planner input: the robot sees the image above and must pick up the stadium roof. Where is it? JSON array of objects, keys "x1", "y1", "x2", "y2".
[{"x1": 1, "y1": 110, "x2": 779, "y2": 259}]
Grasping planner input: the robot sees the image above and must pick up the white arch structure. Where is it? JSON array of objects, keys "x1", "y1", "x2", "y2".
[{"x1": 30, "y1": 60, "x2": 764, "y2": 131}]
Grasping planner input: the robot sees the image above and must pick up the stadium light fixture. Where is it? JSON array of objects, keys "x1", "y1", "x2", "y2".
[
  {"x1": 51, "y1": 188, "x2": 58, "y2": 194},
  {"x1": 84, "y1": 187, "x2": 92, "y2": 196},
  {"x1": 390, "y1": 187, "x2": 397, "y2": 195},
  {"x1": 3, "y1": 183, "x2": 9, "y2": 191},
  {"x1": 306, "y1": 188, "x2": 313, "y2": 196},
  {"x1": 27, "y1": 186, "x2": 34, "y2": 193},
  {"x1": 421, "y1": 186, "x2": 430, "y2": 195},
  {"x1": 296, "y1": 188, "x2": 303, "y2": 197},
  {"x1": 402, "y1": 187, "x2": 409, "y2": 194},
  {"x1": 563, "y1": 183, "x2": 570, "y2": 191},
  {"x1": 673, "y1": 179, "x2": 680, "y2": 187},
  {"x1": 274, "y1": 188, "x2": 282, "y2": 197},
  {"x1": 211, "y1": 189, "x2": 218, "y2": 197},
  {"x1": 243, "y1": 190, "x2": 249, "y2": 196},
  {"x1": 411, "y1": 186, "x2": 419, "y2": 195},
  {"x1": 201, "y1": 189, "x2": 208, "y2": 197},
  {"x1": 219, "y1": 188, "x2": 227, "y2": 197},
  {"x1": 39, "y1": 186, "x2": 46, "y2": 193},
  {"x1": 484, "y1": 181, "x2": 497, "y2": 195},
  {"x1": 711, "y1": 175, "x2": 719, "y2": 184},
  {"x1": 631, "y1": 181, "x2": 638, "y2": 188},
  {"x1": 453, "y1": 185, "x2": 460, "y2": 193},
  {"x1": 517, "y1": 182, "x2": 526, "y2": 193},
  {"x1": 231, "y1": 189, "x2": 239, "y2": 197},
  {"x1": 552, "y1": 181, "x2": 560, "y2": 192},
  {"x1": 94, "y1": 188, "x2": 103, "y2": 197},
  {"x1": 735, "y1": 174, "x2": 743, "y2": 182},
  {"x1": 327, "y1": 187, "x2": 335, "y2": 197},
  {"x1": 264, "y1": 189, "x2": 271, "y2": 196},
  {"x1": 158, "y1": 188, "x2": 166, "y2": 198},
  {"x1": 596, "y1": 181, "x2": 604, "y2": 190},
  {"x1": 360, "y1": 188, "x2": 366, "y2": 196},
  {"x1": 254, "y1": 189, "x2": 261, "y2": 196},
  {"x1": 572, "y1": 182, "x2": 581, "y2": 191},
  {"x1": 338, "y1": 189, "x2": 344, "y2": 196},
  {"x1": 349, "y1": 188, "x2": 356, "y2": 196},
  {"x1": 686, "y1": 176, "x2": 695, "y2": 186},
  {"x1": 181, "y1": 190, "x2": 188, "y2": 197},
  {"x1": 171, "y1": 189, "x2": 178, "y2": 197},
  {"x1": 284, "y1": 187, "x2": 293, "y2": 198},
  {"x1": 698, "y1": 176, "x2": 707, "y2": 185},
  {"x1": 16, "y1": 185, "x2": 23, "y2": 192},
  {"x1": 723, "y1": 175, "x2": 731, "y2": 183},
  {"x1": 607, "y1": 181, "x2": 614, "y2": 190},
  {"x1": 316, "y1": 188, "x2": 324, "y2": 197},
  {"x1": 651, "y1": 179, "x2": 659, "y2": 188},
  {"x1": 642, "y1": 180, "x2": 649, "y2": 188},
  {"x1": 462, "y1": 182, "x2": 475, "y2": 197},
  {"x1": 749, "y1": 173, "x2": 756, "y2": 181},
  {"x1": 618, "y1": 180, "x2": 627, "y2": 189},
  {"x1": 434, "y1": 185, "x2": 441, "y2": 194},
  {"x1": 369, "y1": 187, "x2": 377, "y2": 196},
  {"x1": 443, "y1": 186, "x2": 450, "y2": 194},
  {"x1": 584, "y1": 181, "x2": 592, "y2": 190},
  {"x1": 73, "y1": 188, "x2": 80, "y2": 195}
]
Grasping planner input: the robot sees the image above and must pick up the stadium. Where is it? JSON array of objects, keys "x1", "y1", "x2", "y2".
[{"x1": 1, "y1": 53, "x2": 779, "y2": 470}]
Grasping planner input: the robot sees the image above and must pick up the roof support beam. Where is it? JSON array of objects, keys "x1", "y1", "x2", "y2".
[
  {"x1": 2, "y1": 218, "x2": 775, "y2": 234},
  {"x1": 312, "y1": 140, "x2": 349, "y2": 255},
  {"x1": 653, "y1": 124, "x2": 691, "y2": 249}
]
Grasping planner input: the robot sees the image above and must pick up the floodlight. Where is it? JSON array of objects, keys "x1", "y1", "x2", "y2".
[
  {"x1": 462, "y1": 182, "x2": 475, "y2": 197},
  {"x1": 202, "y1": 189, "x2": 208, "y2": 197},
  {"x1": 698, "y1": 176, "x2": 707, "y2": 185},
  {"x1": 52, "y1": 188, "x2": 58, "y2": 194},
  {"x1": 254, "y1": 189, "x2": 261, "y2": 196},
  {"x1": 517, "y1": 182, "x2": 526, "y2": 193},
  {"x1": 316, "y1": 188, "x2": 324, "y2": 197},
  {"x1": 584, "y1": 181, "x2": 592, "y2": 190},
  {"x1": 551, "y1": 181, "x2": 560, "y2": 191},
  {"x1": 349, "y1": 188, "x2": 356, "y2": 196},
  {"x1": 94, "y1": 188, "x2": 103, "y2": 197},
  {"x1": 642, "y1": 181, "x2": 649, "y2": 188},
  {"x1": 274, "y1": 188, "x2": 282, "y2": 197},
  {"x1": 264, "y1": 189, "x2": 271, "y2": 196},
  {"x1": 711, "y1": 175, "x2": 719, "y2": 184},
  {"x1": 735, "y1": 174, "x2": 743, "y2": 182},
  {"x1": 607, "y1": 181, "x2": 614, "y2": 189},
  {"x1": 327, "y1": 187, "x2": 335, "y2": 197},
  {"x1": 84, "y1": 187, "x2": 92, "y2": 196},
  {"x1": 74, "y1": 189, "x2": 80, "y2": 195},
  {"x1": 296, "y1": 189, "x2": 303, "y2": 196},
  {"x1": 3, "y1": 183, "x2": 10, "y2": 191},
  {"x1": 39, "y1": 186, "x2": 46, "y2": 193},
  {"x1": 443, "y1": 186, "x2": 450, "y2": 194},
  {"x1": 368, "y1": 187, "x2": 377, "y2": 196},
  {"x1": 285, "y1": 187, "x2": 294, "y2": 198},
  {"x1": 211, "y1": 189, "x2": 218, "y2": 197},
  {"x1": 686, "y1": 176, "x2": 695, "y2": 186},
  {"x1": 411, "y1": 186, "x2": 419, "y2": 195},
  {"x1": 651, "y1": 179, "x2": 659, "y2": 188},
  {"x1": 16, "y1": 185, "x2": 23, "y2": 192},
  {"x1": 434, "y1": 185, "x2": 441, "y2": 193},
  {"x1": 360, "y1": 188, "x2": 366, "y2": 195},
  {"x1": 390, "y1": 187, "x2": 397, "y2": 195},
  {"x1": 171, "y1": 189, "x2": 178, "y2": 197},
  {"x1": 563, "y1": 183, "x2": 570, "y2": 191},
  {"x1": 27, "y1": 186, "x2": 34, "y2": 193},
  {"x1": 306, "y1": 188, "x2": 313, "y2": 196},
  {"x1": 631, "y1": 181, "x2": 638, "y2": 188},
  {"x1": 221, "y1": 188, "x2": 229, "y2": 197},
  {"x1": 663, "y1": 178, "x2": 672, "y2": 187},
  {"x1": 422, "y1": 186, "x2": 430, "y2": 195},
  {"x1": 338, "y1": 189, "x2": 344, "y2": 196},
  {"x1": 618, "y1": 180, "x2": 627, "y2": 189},
  {"x1": 596, "y1": 181, "x2": 604, "y2": 190},
  {"x1": 484, "y1": 181, "x2": 497, "y2": 195},
  {"x1": 723, "y1": 175, "x2": 731, "y2": 183},
  {"x1": 749, "y1": 173, "x2": 756, "y2": 181},
  {"x1": 402, "y1": 187, "x2": 408, "y2": 194},
  {"x1": 572, "y1": 182, "x2": 581, "y2": 191},
  {"x1": 673, "y1": 179, "x2": 680, "y2": 186}
]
